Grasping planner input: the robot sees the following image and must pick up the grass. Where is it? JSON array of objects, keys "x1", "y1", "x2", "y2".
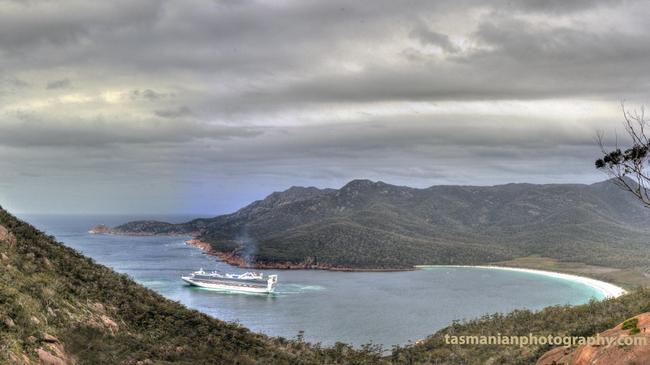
[{"x1": 494, "y1": 255, "x2": 650, "y2": 290}]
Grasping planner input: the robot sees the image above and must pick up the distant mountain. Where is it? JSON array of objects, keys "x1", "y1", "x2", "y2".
[{"x1": 107, "y1": 179, "x2": 650, "y2": 270}]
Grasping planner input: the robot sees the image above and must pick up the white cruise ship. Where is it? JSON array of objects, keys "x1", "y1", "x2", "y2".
[{"x1": 181, "y1": 269, "x2": 278, "y2": 294}]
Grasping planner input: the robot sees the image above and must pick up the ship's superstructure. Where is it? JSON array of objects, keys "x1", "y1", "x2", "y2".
[{"x1": 181, "y1": 269, "x2": 278, "y2": 293}]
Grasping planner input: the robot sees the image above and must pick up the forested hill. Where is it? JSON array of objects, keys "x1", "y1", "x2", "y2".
[
  {"x1": 0, "y1": 208, "x2": 382, "y2": 364},
  {"x1": 108, "y1": 179, "x2": 650, "y2": 270}
]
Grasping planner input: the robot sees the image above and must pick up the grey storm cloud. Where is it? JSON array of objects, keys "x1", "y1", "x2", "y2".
[
  {"x1": 1, "y1": 0, "x2": 645, "y2": 100},
  {"x1": 131, "y1": 89, "x2": 174, "y2": 101},
  {"x1": 0, "y1": 0, "x2": 647, "y2": 214},
  {"x1": 220, "y1": 15, "x2": 650, "y2": 107},
  {"x1": 0, "y1": 115, "x2": 261, "y2": 147},
  {"x1": 155, "y1": 106, "x2": 193, "y2": 119},
  {"x1": 410, "y1": 23, "x2": 460, "y2": 53},
  {"x1": 46, "y1": 79, "x2": 71, "y2": 90},
  {"x1": 505, "y1": 0, "x2": 625, "y2": 14},
  {"x1": 197, "y1": 116, "x2": 604, "y2": 165}
]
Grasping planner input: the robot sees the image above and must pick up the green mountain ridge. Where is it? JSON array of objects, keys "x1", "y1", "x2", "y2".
[{"x1": 109, "y1": 179, "x2": 650, "y2": 270}]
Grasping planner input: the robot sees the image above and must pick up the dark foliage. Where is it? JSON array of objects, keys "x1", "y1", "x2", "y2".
[
  {"x1": 596, "y1": 106, "x2": 650, "y2": 207},
  {"x1": 391, "y1": 289, "x2": 650, "y2": 364}
]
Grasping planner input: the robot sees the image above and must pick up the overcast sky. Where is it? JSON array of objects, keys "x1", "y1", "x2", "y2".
[{"x1": 2, "y1": 0, "x2": 650, "y2": 215}]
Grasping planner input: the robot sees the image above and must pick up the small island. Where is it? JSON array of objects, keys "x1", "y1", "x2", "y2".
[{"x1": 88, "y1": 224, "x2": 111, "y2": 234}]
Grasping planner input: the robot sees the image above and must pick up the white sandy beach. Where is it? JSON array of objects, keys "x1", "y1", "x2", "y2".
[{"x1": 415, "y1": 265, "x2": 627, "y2": 299}]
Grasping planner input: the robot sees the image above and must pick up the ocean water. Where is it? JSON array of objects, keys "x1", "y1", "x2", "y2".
[{"x1": 21, "y1": 214, "x2": 604, "y2": 349}]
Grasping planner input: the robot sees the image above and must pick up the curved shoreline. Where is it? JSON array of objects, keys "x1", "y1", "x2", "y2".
[
  {"x1": 415, "y1": 265, "x2": 627, "y2": 299},
  {"x1": 183, "y1": 238, "x2": 627, "y2": 297},
  {"x1": 184, "y1": 237, "x2": 632, "y2": 293}
]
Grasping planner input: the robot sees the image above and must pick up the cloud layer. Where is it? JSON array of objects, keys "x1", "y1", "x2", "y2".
[{"x1": 1, "y1": 0, "x2": 647, "y2": 214}]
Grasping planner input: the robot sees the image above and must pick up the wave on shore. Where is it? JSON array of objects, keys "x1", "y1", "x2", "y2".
[{"x1": 415, "y1": 265, "x2": 627, "y2": 299}]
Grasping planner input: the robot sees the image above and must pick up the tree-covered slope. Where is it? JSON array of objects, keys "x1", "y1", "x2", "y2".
[
  {"x1": 0, "y1": 208, "x2": 382, "y2": 364},
  {"x1": 109, "y1": 179, "x2": 650, "y2": 270},
  {"x1": 390, "y1": 289, "x2": 650, "y2": 365}
]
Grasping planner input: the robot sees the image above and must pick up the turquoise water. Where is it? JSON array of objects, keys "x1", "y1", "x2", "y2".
[{"x1": 22, "y1": 214, "x2": 604, "y2": 349}]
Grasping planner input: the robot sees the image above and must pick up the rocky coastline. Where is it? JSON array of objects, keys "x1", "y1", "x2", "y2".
[
  {"x1": 88, "y1": 225, "x2": 198, "y2": 237},
  {"x1": 184, "y1": 238, "x2": 413, "y2": 272},
  {"x1": 90, "y1": 225, "x2": 411, "y2": 272}
]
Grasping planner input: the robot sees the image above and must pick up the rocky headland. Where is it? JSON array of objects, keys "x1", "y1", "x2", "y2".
[{"x1": 537, "y1": 313, "x2": 650, "y2": 365}]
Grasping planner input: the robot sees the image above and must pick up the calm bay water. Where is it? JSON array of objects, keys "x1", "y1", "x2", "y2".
[{"x1": 21, "y1": 214, "x2": 603, "y2": 349}]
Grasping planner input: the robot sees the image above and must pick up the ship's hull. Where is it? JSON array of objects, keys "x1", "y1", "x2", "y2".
[{"x1": 181, "y1": 276, "x2": 274, "y2": 293}]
